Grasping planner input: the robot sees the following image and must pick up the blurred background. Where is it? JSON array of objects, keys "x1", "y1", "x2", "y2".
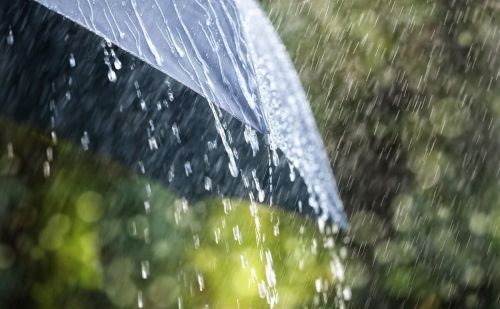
[
  {"x1": 1, "y1": 0, "x2": 500, "y2": 308},
  {"x1": 261, "y1": 0, "x2": 500, "y2": 307}
]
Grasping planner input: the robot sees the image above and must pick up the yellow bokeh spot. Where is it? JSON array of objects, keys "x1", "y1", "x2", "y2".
[{"x1": 76, "y1": 191, "x2": 104, "y2": 223}]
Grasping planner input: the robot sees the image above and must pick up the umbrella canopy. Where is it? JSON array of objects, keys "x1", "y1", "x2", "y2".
[
  {"x1": 1, "y1": 0, "x2": 347, "y2": 227},
  {"x1": 35, "y1": 0, "x2": 269, "y2": 134}
]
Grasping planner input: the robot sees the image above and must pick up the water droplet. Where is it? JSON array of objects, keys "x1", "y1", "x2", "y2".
[
  {"x1": 265, "y1": 250, "x2": 276, "y2": 287},
  {"x1": 46, "y1": 147, "x2": 53, "y2": 161},
  {"x1": 81, "y1": 132, "x2": 90, "y2": 151},
  {"x1": 50, "y1": 131, "x2": 58, "y2": 145},
  {"x1": 214, "y1": 228, "x2": 221, "y2": 244},
  {"x1": 233, "y1": 225, "x2": 243, "y2": 245},
  {"x1": 107, "y1": 69, "x2": 117, "y2": 82},
  {"x1": 172, "y1": 123, "x2": 181, "y2": 143},
  {"x1": 193, "y1": 234, "x2": 200, "y2": 249},
  {"x1": 197, "y1": 274, "x2": 205, "y2": 291},
  {"x1": 204, "y1": 177, "x2": 212, "y2": 191},
  {"x1": 207, "y1": 140, "x2": 217, "y2": 150},
  {"x1": 315, "y1": 278, "x2": 322, "y2": 293},
  {"x1": 168, "y1": 165, "x2": 174, "y2": 182},
  {"x1": 184, "y1": 161, "x2": 192, "y2": 176},
  {"x1": 143, "y1": 201, "x2": 151, "y2": 214},
  {"x1": 43, "y1": 161, "x2": 50, "y2": 178},
  {"x1": 148, "y1": 137, "x2": 158, "y2": 150},
  {"x1": 6, "y1": 28, "x2": 14, "y2": 45},
  {"x1": 273, "y1": 223, "x2": 279, "y2": 236},
  {"x1": 289, "y1": 163, "x2": 296, "y2": 182},
  {"x1": 228, "y1": 163, "x2": 239, "y2": 178},
  {"x1": 258, "y1": 281, "x2": 267, "y2": 298},
  {"x1": 137, "y1": 290, "x2": 144, "y2": 308},
  {"x1": 223, "y1": 199, "x2": 232, "y2": 214},
  {"x1": 343, "y1": 288, "x2": 352, "y2": 301},
  {"x1": 244, "y1": 125, "x2": 260, "y2": 156},
  {"x1": 6, "y1": 143, "x2": 14, "y2": 158},
  {"x1": 140, "y1": 260, "x2": 150, "y2": 279},
  {"x1": 69, "y1": 53, "x2": 76, "y2": 67},
  {"x1": 207, "y1": 100, "x2": 239, "y2": 178},
  {"x1": 114, "y1": 58, "x2": 122, "y2": 70},
  {"x1": 240, "y1": 254, "x2": 248, "y2": 268},
  {"x1": 252, "y1": 170, "x2": 265, "y2": 202},
  {"x1": 178, "y1": 296, "x2": 183, "y2": 309}
]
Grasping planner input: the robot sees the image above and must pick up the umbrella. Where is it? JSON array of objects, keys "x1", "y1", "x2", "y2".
[{"x1": 0, "y1": 0, "x2": 347, "y2": 228}]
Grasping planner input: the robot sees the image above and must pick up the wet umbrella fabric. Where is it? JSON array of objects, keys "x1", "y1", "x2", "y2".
[
  {"x1": 35, "y1": 0, "x2": 268, "y2": 134},
  {"x1": 236, "y1": 0, "x2": 347, "y2": 227},
  {"x1": 3, "y1": 0, "x2": 347, "y2": 227}
]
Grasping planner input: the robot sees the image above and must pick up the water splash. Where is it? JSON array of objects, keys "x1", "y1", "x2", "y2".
[{"x1": 207, "y1": 100, "x2": 239, "y2": 178}]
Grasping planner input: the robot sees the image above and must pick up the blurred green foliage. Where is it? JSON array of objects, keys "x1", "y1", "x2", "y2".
[
  {"x1": 0, "y1": 120, "x2": 342, "y2": 308},
  {"x1": 262, "y1": 0, "x2": 500, "y2": 307}
]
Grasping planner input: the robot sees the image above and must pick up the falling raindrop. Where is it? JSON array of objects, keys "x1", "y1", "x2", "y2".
[
  {"x1": 240, "y1": 254, "x2": 248, "y2": 268},
  {"x1": 258, "y1": 281, "x2": 267, "y2": 299},
  {"x1": 273, "y1": 223, "x2": 279, "y2": 236},
  {"x1": 43, "y1": 161, "x2": 50, "y2": 178},
  {"x1": 289, "y1": 163, "x2": 296, "y2": 182},
  {"x1": 244, "y1": 125, "x2": 259, "y2": 156},
  {"x1": 143, "y1": 201, "x2": 151, "y2": 214},
  {"x1": 207, "y1": 100, "x2": 239, "y2": 178},
  {"x1": 265, "y1": 249, "x2": 276, "y2": 288},
  {"x1": 148, "y1": 137, "x2": 158, "y2": 150},
  {"x1": 69, "y1": 53, "x2": 76, "y2": 67},
  {"x1": 114, "y1": 58, "x2": 122, "y2": 70},
  {"x1": 6, "y1": 143, "x2": 13, "y2": 158},
  {"x1": 204, "y1": 176, "x2": 212, "y2": 191},
  {"x1": 342, "y1": 288, "x2": 352, "y2": 301},
  {"x1": 107, "y1": 69, "x2": 117, "y2": 82},
  {"x1": 214, "y1": 227, "x2": 221, "y2": 244},
  {"x1": 50, "y1": 131, "x2": 57, "y2": 145},
  {"x1": 140, "y1": 260, "x2": 150, "y2": 279},
  {"x1": 197, "y1": 274, "x2": 205, "y2": 292},
  {"x1": 184, "y1": 161, "x2": 192, "y2": 176},
  {"x1": 6, "y1": 27, "x2": 14, "y2": 45},
  {"x1": 193, "y1": 234, "x2": 200, "y2": 249},
  {"x1": 233, "y1": 225, "x2": 243, "y2": 244},
  {"x1": 228, "y1": 160, "x2": 239, "y2": 178},
  {"x1": 315, "y1": 278, "x2": 322, "y2": 293},
  {"x1": 171, "y1": 123, "x2": 181, "y2": 143},
  {"x1": 80, "y1": 131, "x2": 90, "y2": 151},
  {"x1": 137, "y1": 290, "x2": 143, "y2": 308},
  {"x1": 223, "y1": 199, "x2": 232, "y2": 214},
  {"x1": 167, "y1": 165, "x2": 174, "y2": 182},
  {"x1": 46, "y1": 147, "x2": 53, "y2": 161}
]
